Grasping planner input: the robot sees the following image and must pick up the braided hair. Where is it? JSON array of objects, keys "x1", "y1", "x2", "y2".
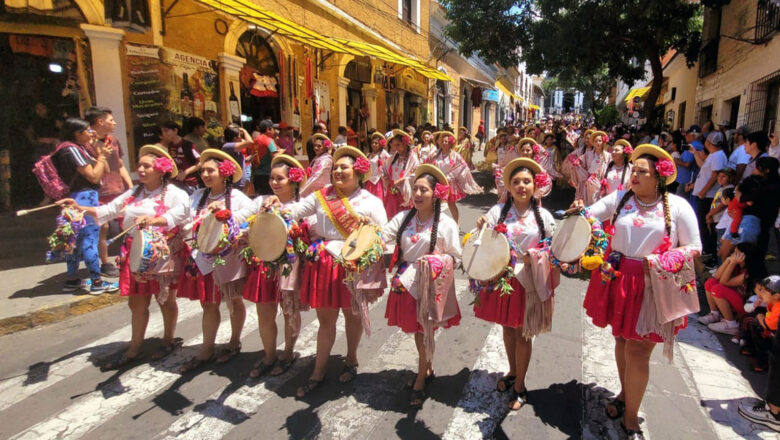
[
  {"x1": 129, "y1": 153, "x2": 172, "y2": 201},
  {"x1": 395, "y1": 174, "x2": 442, "y2": 263},
  {"x1": 611, "y1": 154, "x2": 672, "y2": 237},
  {"x1": 605, "y1": 160, "x2": 629, "y2": 191},
  {"x1": 497, "y1": 166, "x2": 547, "y2": 240},
  {"x1": 390, "y1": 135, "x2": 410, "y2": 169},
  {"x1": 197, "y1": 158, "x2": 234, "y2": 213}
]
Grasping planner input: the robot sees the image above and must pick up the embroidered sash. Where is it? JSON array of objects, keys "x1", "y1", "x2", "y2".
[{"x1": 315, "y1": 186, "x2": 361, "y2": 239}]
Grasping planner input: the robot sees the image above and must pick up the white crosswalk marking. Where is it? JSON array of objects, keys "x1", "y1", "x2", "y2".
[
  {"x1": 0, "y1": 300, "x2": 202, "y2": 412},
  {"x1": 442, "y1": 324, "x2": 509, "y2": 440},
  {"x1": 156, "y1": 296, "x2": 385, "y2": 440},
  {"x1": 9, "y1": 310, "x2": 261, "y2": 440},
  {"x1": 311, "y1": 282, "x2": 471, "y2": 440}
]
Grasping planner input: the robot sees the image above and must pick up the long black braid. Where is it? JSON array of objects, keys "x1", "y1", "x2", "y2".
[
  {"x1": 396, "y1": 207, "x2": 417, "y2": 265},
  {"x1": 429, "y1": 199, "x2": 441, "y2": 254},
  {"x1": 605, "y1": 157, "x2": 629, "y2": 190},
  {"x1": 498, "y1": 166, "x2": 547, "y2": 239},
  {"x1": 395, "y1": 174, "x2": 443, "y2": 263}
]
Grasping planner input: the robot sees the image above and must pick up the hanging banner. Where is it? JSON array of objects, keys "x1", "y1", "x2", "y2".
[
  {"x1": 313, "y1": 78, "x2": 330, "y2": 124},
  {"x1": 125, "y1": 44, "x2": 222, "y2": 157}
]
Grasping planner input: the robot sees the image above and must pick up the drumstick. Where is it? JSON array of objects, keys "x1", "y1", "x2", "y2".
[
  {"x1": 16, "y1": 203, "x2": 59, "y2": 216},
  {"x1": 465, "y1": 224, "x2": 487, "y2": 275},
  {"x1": 107, "y1": 223, "x2": 139, "y2": 246}
]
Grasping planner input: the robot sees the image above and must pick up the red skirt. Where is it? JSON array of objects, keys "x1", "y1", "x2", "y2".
[
  {"x1": 118, "y1": 237, "x2": 180, "y2": 297},
  {"x1": 177, "y1": 270, "x2": 221, "y2": 304},
  {"x1": 384, "y1": 190, "x2": 409, "y2": 220},
  {"x1": 364, "y1": 180, "x2": 385, "y2": 204},
  {"x1": 300, "y1": 250, "x2": 353, "y2": 309},
  {"x1": 242, "y1": 263, "x2": 280, "y2": 304},
  {"x1": 385, "y1": 266, "x2": 461, "y2": 333},
  {"x1": 583, "y1": 257, "x2": 686, "y2": 342},
  {"x1": 473, "y1": 277, "x2": 526, "y2": 328}
]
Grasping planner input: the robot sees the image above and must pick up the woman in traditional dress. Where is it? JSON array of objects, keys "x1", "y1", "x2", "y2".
[
  {"x1": 414, "y1": 130, "x2": 437, "y2": 164},
  {"x1": 572, "y1": 145, "x2": 701, "y2": 439},
  {"x1": 478, "y1": 128, "x2": 506, "y2": 172},
  {"x1": 583, "y1": 130, "x2": 611, "y2": 204},
  {"x1": 494, "y1": 132, "x2": 521, "y2": 203},
  {"x1": 265, "y1": 146, "x2": 387, "y2": 397},
  {"x1": 384, "y1": 164, "x2": 462, "y2": 408},
  {"x1": 300, "y1": 133, "x2": 333, "y2": 197},
  {"x1": 561, "y1": 129, "x2": 592, "y2": 202},
  {"x1": 457, "y1": 126, "x2": 474, "y2": 169},
  {"x1": 541, "y1": 133, "x2": 563, "y2": 182},
  {"x1": 365, "y1": 132, "x2": 390, "y2": 204},
  {"x1": 472, "y1": 157, "x2": 557, "y2": 411},
  {"x1": 164, "y1": 149, "x2": 252, "y2": 373},
  {"x1": 59, "y1": 145, "x2": 189, "y2": 370},
  {"x1": 383, "y1": 129, "x2": 420, "y2": 219},
  {"x1": 602, "y1": 139, "x2": 633, "y2": 196},
  {"x1": 235, "y1": 155, "x2": 309, "y2": 377},
  {"x1": 426, "y1": 131, "x2": 483, "y2": 223}
]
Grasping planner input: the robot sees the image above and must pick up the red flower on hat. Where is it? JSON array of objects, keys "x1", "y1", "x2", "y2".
[
  {"x1": 215, "y1": 209, "x2": 232, "y2": 222},
  {"x1": 354, "y1": 157, "x2": 371, "y2": 174},
  {"x1": 379, "y1": 138, "x2": 386, "y2": 147},
  {"x1": 655, "y1": 158, "x2": 675, "y2": 178},
  {"x1": 534, "y1": 172, "x2": 551, "y2": 189},
  {"x1": 622, "y1": 145, "x2": 633, "y2": 155},
  {"x1": 323, "y1": 139, "x2": 332, "y2": 149},
  {"x1": 434, "y1": 183, "x2": 450, "y2": 200},
  {"x1": 402, "y1": 136, "x2": 411, "y2": 146},
  {"x1": 288, "y1": 167, "x2": 305, "y2": 183},
  {"x1": 153, "y1": 157, "x2": 174, "y2": 174},
  {"x1": 218, "y1": 160, "x2": 236, "y2": 177},
  {"x1": 532, "y1": 144, "x2": 541, "y2": 154},
  {"x1": 493, "y1": 223, "x2": 508, "y2": 234}
]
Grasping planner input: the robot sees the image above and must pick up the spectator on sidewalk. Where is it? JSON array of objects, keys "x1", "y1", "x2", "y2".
[
  {"x1": 740, "y1": 130, "x2": 771, "y2": 182},
  {"x1": 728, "y1": 126, "x2": 751, "y2": 179},
  {"x1": 84, "y1": 106, "x2": 133, "y2": 278},
  {"x1": 250, "y1": 119, "x2": 279, "y2": 195},
  {"x1": 51, "y1": 118, "x2": 118, "y2": 294},
  {"x1": 693, "y1": 131, "x2": 728, "y2": 259},
  {"x1": 221, "y1": 124, "x2": 254, "y2": 194},
  {"x1": 334, "y1": 126, "x2": 348, "y2": 147},
  {"x1": 738, "y1": 275, "x2": 780, "y2": 432},
  {"x1": 699, "y1": 243, "x2": 766, "y2": 335},
  {"x1": 768, "y1": 131, "x2": 779, "y2": 160},
  {"x1": 160, "y1": 120, "x2": 201, "y2": 193},
  {"x1": 306, "y1": 122, "x2": 327, "y2": 161},
  {"x1": 183, "y1": 117, "x2": 209, "y2": 153},
  {"x1": 706, "y1": 168, "x2": 736, "y2": 250},
  {"x1": 276, "y1": 122, "x2": 295, "y2": 156}
]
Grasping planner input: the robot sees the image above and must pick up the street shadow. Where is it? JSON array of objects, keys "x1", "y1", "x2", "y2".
[
  {"x1": 699, "y1": 397, "x2": 778, "y2": 439},
  {"x1": 8, "y1": 271, "x2": 86, "y2": 299},
  {"x1": 11, "y1": 340, "x2": 125, "y2": 386}
]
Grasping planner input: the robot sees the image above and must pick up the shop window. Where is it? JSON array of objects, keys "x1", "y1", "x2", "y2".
[
  {"x1": 398, "y1": 0, "x2": 419, "y2": 30},
  {"x1": 436, "y1": 79, "x2": 448, "y2": 128}
]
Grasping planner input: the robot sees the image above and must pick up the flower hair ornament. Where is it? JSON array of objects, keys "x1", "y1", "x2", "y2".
[
  {"x1": 323, "y1": 139, "x2": 332, "y2": 149},
  {"x1": 622, "y1": 145, "x2": 634, "y2": 155},
  {"x1": 433, "y1": 183, "x2": 450, "y2": 200},
  {"x1": 534, "y1": 172, "x2": 552, "y2": 190},
  {"x1": 353, "y1": 157, "x2": 371, "y2": 174},
  {"x1": 218, "y1": 160, "x2": 236, "y2": 177},
  {"x1": 379, "y1": 138, "x2": 387, "y2": 147},
  {"x1": 287, "y1": 167, "x2": 305, "y2": 183},
  {"x1": 655, "y1": 158, "x2": 675, "y2": 178},
  {"x1": 153, "y1": 157, "x2": 175, "y2": 174}
]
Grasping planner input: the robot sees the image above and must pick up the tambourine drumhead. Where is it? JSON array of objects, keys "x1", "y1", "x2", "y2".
[
  {"x1": 341, "y1": 225, "x2": 380, "y2": 262},
  {"x1": 249, "y1": 212, "x2": 288, "y2": 261},
  {"x1": 462, "y1": 228, "x2": 511, "y2": 281},
  {"x1": 128, "y1": 228, "x2": 146, "y2": 273},
  {"x1": 550, "y1": 215, "x2": 591, "y2": 263},
  {"x1": 197, "y1": 213, "x2": 224, "y2": 254}
]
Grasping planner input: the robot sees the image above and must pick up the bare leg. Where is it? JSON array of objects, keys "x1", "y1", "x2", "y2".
[
  {"x1": 227, "y1": 297, "x2": 246, "y2": 349},
  {"x1": 606, "y1": 337, "x2": 627, "y2": 418},
  {"x1": 412, "y1": 333, "x2": 431, "y2": 391},
  {"x1": 341, "y1": 307, "x2": 363, "y2": 382},
  {"x1": 159, "y1": 289, "x2": 179, "y2": 344},
  {"x1": 99, "y1": 222, "x2": 109, "y2": 265},
  {"x1": 623, "y1": 339, "x2": 656, "y2": 431},
  {"x1": 509, "y1": 328, "x2": 533, "y2": 410},
  {"x1": 282, "y1": 311, "x2": 301, "y2": 357},
  {"x1": 705, "y1": 289, "x2": 717, "y2": 312},
  {"x1": 198, "y1": 302, "x2": 220, "y2": 359},
  {"x1": 310, "y1": 308, "x2": 339, "y2": 381},
  {"x1": 257, "y1": 302, "x2": 279, "y2": 365},
  {"x1": 713, "y1": 297, "x2": 736, "y2": 321},
  {"x1": 448, "y1": 201, "x2": 459, "y2": 224},
  {"x1": 500, "y1": 326, "x2": 517, "y2": 391},
  {"x1": 718, "y1": 240, "x2": 734, "y2": 262},
  {"x1": 128, "y1": 294, "x2": 152, "y2": 356}
]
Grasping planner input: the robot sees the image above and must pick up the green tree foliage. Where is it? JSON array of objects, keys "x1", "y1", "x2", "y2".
[{"x1": 442, "y1": 0, "x2": 703, "y2": 129}]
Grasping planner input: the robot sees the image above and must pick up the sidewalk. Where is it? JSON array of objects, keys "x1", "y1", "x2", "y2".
[{"x1": 0, "y1": 262, "x2": 125, "y2": 336}]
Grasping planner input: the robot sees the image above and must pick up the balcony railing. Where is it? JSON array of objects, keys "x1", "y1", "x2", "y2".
[{"x1": 756, "y1": 0, "x2": 780, "y2": 42}]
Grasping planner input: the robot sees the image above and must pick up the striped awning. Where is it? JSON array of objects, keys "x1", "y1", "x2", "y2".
[{"x1": 624, "y1": 86, "x2": 651, "y2": 103}]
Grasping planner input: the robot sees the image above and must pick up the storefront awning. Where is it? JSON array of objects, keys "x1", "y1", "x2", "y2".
[
  {"x1": 461, "y1": 76, "x2": 495, "y2": 90},
  {"x1": 623, "y1": 86, "x2": 651, "y2": 103},
  {"x1": 330, "y1": 38, "x2": 451, "y2": 82},
  {"x1": 529, "y1": 104, "x2": 540, "y2": 111},
  {"x1": 194, "y1": 0, "x2": 450, "y2": 82},
  {"x1": 495, "y1": 81, "x2": 522, "y2": 102}
]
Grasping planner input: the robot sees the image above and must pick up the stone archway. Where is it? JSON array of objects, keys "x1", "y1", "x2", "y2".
[{"x1": 72, "y1": 0, "x2": 104, "y2": 25}]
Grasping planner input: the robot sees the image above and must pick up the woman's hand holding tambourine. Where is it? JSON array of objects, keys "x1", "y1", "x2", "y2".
[
  {"x1": 567, "y1": 199, "x2": 585, "y2": 214},
  {"x1": 262, "y1": 196, "x2": 281, "y2": 210},
  {"x1": 206, "y1": 201, "x2": 223, "y2": 212},
  {"x1": 476, "y1": 215, "x2": 488, "y2": 229},
  {"x1": 56, "y1": 198, "x2": 78, "y2": 208}
]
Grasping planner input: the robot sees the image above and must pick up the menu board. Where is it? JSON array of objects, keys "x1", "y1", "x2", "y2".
[{"x1": 125, "y1": 44, "x2": 222, "y2": 157}]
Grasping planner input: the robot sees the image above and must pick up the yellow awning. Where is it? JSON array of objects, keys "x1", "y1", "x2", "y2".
[
  {"x1": 194, "y1": 0, "x2": 450, "y2": 82},
  {"x1": 495, "y1": 81, "x2": 522, "y2": 102},
  {"x1": 624, "y1": 86, "x2": 651, "y2": 103},
  {"x1": 529, "y1": 104, "x2": 540, "y2": 111}
]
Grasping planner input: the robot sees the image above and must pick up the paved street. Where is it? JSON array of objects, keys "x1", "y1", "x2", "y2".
[{"x1": 0, "y1": 178, "x2": 775, "y2": 440}]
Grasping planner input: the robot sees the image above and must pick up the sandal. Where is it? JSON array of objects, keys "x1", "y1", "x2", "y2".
[
  {"x1": 606, "y1": 397, "x2": 625, "y2": 420},
  {"x1": 296, "y1": 377, "x2": 325, "y2": 398},
  {"x1": 409, "y1": 389, "x2": 426, "y2": 409},
  {"x1": 508, "y1": 388, "x2": 528, "y2": 411},
  {"x1": 249, "y1": 359, "x2": 275, "y2": 378},
  {"x1": 179, "y1": 354, "x2": 214, "y2": 374},
  {"x1": 496, "y1": 375, "x2": 516, "y2": 392},
  {"x1": 406, "y1": 370, "x2": 435, "y2": 388},
  {"x1": 100, "y1": 351, "x2": 144, "y2": 372},
  {"x1": 270, "y1": 353, "x2": 299, "y2": 376},
  {"x1": 150, "y1": 338, "x2": 183, "y2": 361},
  {"x1": 215, "y1": 344, "x2": 242, "y2": 364},
  {"x1": 338, "y1": 363, "x2": 359, "y2": 383}
]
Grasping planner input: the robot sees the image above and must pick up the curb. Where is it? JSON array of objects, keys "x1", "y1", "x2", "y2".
[{"x1": 0, "y1": 293, "x2": 127, "y2": 336}]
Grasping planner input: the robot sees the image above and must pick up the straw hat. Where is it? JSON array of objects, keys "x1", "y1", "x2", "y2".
[
  {"x1": 517, "y1": 137, "x2": 537, "y2": 147},
  {"x1": 589, "y1": 130, "x2": 608, "y2": 144},
  {"x1": 502, "y1": 157, "x2": 543, "y2": 188},
  {"x1": 271, "y1": 154, "x2": 307, "y2": 185},
  {"x1": 415, "y1": 163, "x2": 448, "y2": 186},
  {"x1": 389, "y1": 129, "x2": 412, "y2": 144},
  {"x1": 630, "y1": 144, "x2": 677, "y2": 185},
  {"x1": 138, "y1": 144, "x2": 178, "y2": 178},
  {"x1": 332, "y1": 145, "x2": 371, "y2": 182},
  {"x1": 199, "y1": 148, "x2": 242, "y2": 183}
]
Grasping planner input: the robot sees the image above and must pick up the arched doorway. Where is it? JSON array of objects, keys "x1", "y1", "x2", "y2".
[
  {"x1": 344, "y1": 57, "x2": 370, "y2": 146},
  {"x1": 563, "y1": 91, "x2": 575, "y2": 114},
  {"x1": 236, "y1": 30, "x2": 281, "y2": 129}
]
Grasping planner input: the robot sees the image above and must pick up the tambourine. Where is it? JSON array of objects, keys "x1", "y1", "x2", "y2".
[
  {"x1": 341, "y1": 224, "x2": 383, "y2": 273},
  {"x1": 549, "y1": 214, "x2": 592, "y2": 263},
  {"x1": 248, "y1": 211, "x2": 289, "y2": 262},
  {"x1": 462, "y1": 225, "x2": 511, "y2": 281},
  {"x1": 196, "y1": 212, "x2": 239, "y2": 256},
  {"x1": 129, "y1": 228, "x2": 170, "y2": 274}
]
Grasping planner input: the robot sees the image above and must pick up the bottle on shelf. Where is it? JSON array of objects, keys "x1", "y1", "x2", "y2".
[
  {"x1": 229, "y1": 82, "x2": 241, "y2": 124},
  {"x1": 180, "y1": 72, "x2": 193, "y2": 118},
  {"x1": 193, "y1": 77, "x2": 205, "y2": 118}
]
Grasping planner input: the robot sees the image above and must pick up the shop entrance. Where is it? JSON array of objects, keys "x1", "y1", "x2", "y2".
[
  {"x1": 344, "y1": 57, "x2": 370, "y2": 149},
  {"x1": 236, "y1": 30, "x2": 280, "y2": 130}
]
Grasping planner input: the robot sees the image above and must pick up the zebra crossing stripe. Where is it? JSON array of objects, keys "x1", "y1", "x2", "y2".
[
  {"x1": 9, "y1": 310, "x2": 260, "y2": 440},
  {"x1": 0, "y1": 301, "x2": 202, "y2": 412},
  {"x1": 441, "y1": 324, "x2": 509, "y2": 440},
  {"x1": 156, "y1": 298, "x2": 385, "y2": 440}
]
